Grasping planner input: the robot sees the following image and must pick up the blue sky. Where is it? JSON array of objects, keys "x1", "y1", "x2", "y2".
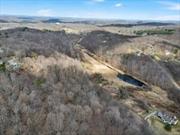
[{"x1": 0, "y1": 0, "x2": 180, "y2": 20}]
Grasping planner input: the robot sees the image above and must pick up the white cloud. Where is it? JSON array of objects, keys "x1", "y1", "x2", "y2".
[
  {"x1": 91, "y1": 0, "x2": 105, "y2": 2},
  {"x1": 115, "y1": 3, "x2": 123, "y2": 7},
  {"x1": 86, "y1": 0, "x2": 105, "y2": 5},
  {"x1": 158, "y1": 1, "x2": 180, "y2": 10},
  {"x1": 37, "y1": 9, "x2": 54, "y2": 17}
]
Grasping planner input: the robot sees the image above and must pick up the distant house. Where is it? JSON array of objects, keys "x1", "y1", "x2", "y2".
[
  {"x1": 145, "y1": 111, "x2": 178, "y2": 126},
  {"x1": 157, "y1": 111, "x2": 178, "y2": 125}
]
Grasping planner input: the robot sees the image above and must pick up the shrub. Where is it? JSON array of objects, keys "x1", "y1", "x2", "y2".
[
  {"x1": 91, "y1": 73, "x2": 108, "y2": 85},
  {"x1": 118, "y1": 88, "x2": 129, "y2": 99},
  {"x1": 4, "y1": 32, "x2": 8, "y2": 38},
  {"x1": 0, "y1": 62, "x2": 6, "y2": 72},
  {"x1": 33, "y1": 78, "x2": 46, "y2": 87},
  {"x1": 31, "y1": 52, "x2": 38, "y2": 59},
  {"x1": 123, "y1": 54, "x2": 131, "y2": 60},
  {"x1": 173, "y1": 48, "x2": 178, "y2": 54},
  {"x1": 43, "y1": 29, "x2": 53, "y2": 32},
  {"x1": 22, "y1": 27, "x2": 29, "y2": 31},
  {"x1": 164, "y1": 124, "x2": 172, "y2": 131}
]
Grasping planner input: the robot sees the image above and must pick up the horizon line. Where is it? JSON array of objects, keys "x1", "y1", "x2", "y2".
[{"x1": 0, "y1": 14, "x2": 180, "y2": 22}]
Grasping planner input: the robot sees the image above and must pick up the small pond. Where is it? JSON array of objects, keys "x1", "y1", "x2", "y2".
[{"x1": 117, "y1": 73, "x2": 146, "y2": 87}]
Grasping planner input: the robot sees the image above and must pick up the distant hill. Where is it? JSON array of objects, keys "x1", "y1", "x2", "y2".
[
  {"x1": 101, "y1": 22, "x2": 174, "y2": 27},
  {"x1": 42, "y1": 18, "x2": 62, "y2": 23},
  {"x1": 0, "y1": 19, "x2": 8, "y2": 23},
  {"x1": 0, "y1": 15, "x2": 179, "y2": 25}
]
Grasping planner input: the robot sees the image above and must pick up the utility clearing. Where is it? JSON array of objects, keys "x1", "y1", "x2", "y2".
[{"x1": 79, "y1": 46, "x2": 147, "y2": 88}]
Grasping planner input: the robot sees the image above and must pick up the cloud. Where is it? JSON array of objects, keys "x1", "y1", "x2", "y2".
[
  {"x1": 37, "y1": 9, "x2": 54, "y2": 17},
  {"x1": 86, "y1": 0, "x2": 105, "y2": 5},
  {"x1": 115, "y1": 3, "x2": 123, "y2": 7},
  {"x1": 158, "y1": 1, "x2": 180, "y2": 10},
  {"x1": 91, "y1": 0, "x2": 105, "y2": 3}
]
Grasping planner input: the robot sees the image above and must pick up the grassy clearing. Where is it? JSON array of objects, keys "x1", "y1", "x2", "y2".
[{"x1": 149, "y1": 116, "x2": 180, "y2": 135}]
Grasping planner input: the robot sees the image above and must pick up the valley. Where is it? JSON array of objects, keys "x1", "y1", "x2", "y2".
[{"x1": 0, "y1": 16, "x2": 180, "y2": 135}]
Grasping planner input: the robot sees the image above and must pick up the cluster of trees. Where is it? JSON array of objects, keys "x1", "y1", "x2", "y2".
[
  {"x1": 134, "y1": 29, "x2": 175, "y2": 36},
  {"x1": 79, "y1": 30, "x2": 132, "y2": 55},
  {"x1": 0, "y1": 27, "x2": 80, "y2": 58}
]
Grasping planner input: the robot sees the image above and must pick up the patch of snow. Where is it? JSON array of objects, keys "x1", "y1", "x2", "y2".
[{"x1": 165, "y1": 50, "x2": 170, "y2": 56}]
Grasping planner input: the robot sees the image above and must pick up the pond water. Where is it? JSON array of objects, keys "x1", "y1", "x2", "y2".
[{"x1": 117, "y1": 73, "x2": 145, "y2": 87}]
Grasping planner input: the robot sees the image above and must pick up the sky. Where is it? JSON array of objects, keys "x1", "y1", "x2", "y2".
[{"x1": 0, "y1": 0, "x2": 180, "y2": 20}]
